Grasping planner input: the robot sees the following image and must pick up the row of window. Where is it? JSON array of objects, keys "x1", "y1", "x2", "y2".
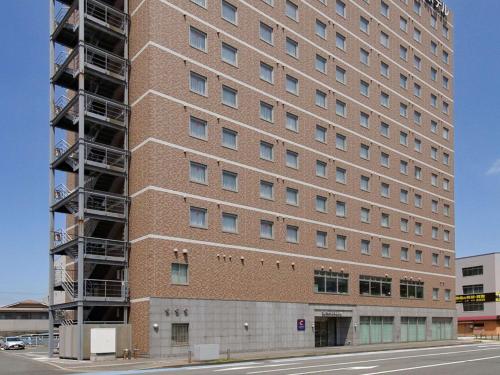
[
  {"x1": 314, "y1": 270, "x2": 451, "y2": 300},
  {"x1": 188, "y1": 6, "x2": 452, "y2": 130},
  {"x1": 189, "y1": 25, "x2": 452, "y2": 153},
  {"x1": 190, "y1": 159, "x2": 452, "y2": 220},
  {"x1": 189, "y1": 71, "x2": 453, "y2": 180},
  {"x1": 188, "y1": 206, "x2": 453, "y2": 261}
]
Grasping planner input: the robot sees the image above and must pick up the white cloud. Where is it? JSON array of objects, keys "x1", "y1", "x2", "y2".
[{"x1": 486, "y1": 159, "x2": 500, "y2": 175}]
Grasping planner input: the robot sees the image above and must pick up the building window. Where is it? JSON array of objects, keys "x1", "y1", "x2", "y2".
[
  {"x1": 415, "y1": 222, "x2": 422, "y2": 236},
  {"x1": 463, "y1": 284, "x2": 484, "y2": 295},
  {"x1": 400, "y1": 218, "x2": 409, "y2": 232},
  {"x1": 360, "y1": 175, "x2": 370, "y2": 192},
  {"x1": 260, "y1": 220, "x2": 274, "y2": 239},
  {"x1": 259, "y1": 141, "x2": 274, "y2": 161},
  {"x1": 189, "y1": 27, "x2": 207, "y2": 51},
  {"x1": 444, "y1": 256, "x2": 451, "y2": 268},
  {"x1": 380, "y1": 152, "x2": 389, "y2": 167},
  {"x1": 443, "y1": 50, "x2": 449, "y2": 64},
  {"x1": 189, "y1": 162, "x2": 207, "y2": 184},
  {"x1": 432, "y1": 288, "x2": 439, "y2": 300},
  {"x1": 336, "y1": 0, "x2": 346, "y2": 16},
  {"x1": 336, "y1": 235, "x2": 347, "y2": 251},
  {"x1": 286, "y1": 75, "x2": 299, "y2": 95},
  {"x1": 400, "y1": 45, "x2": 408, "y2": 60},
  {"x1": 286, "y1": 225, "x2": 299, "y2": 243},
  {"x1": 380, "y1": 92, "x2": 390, "y2": 108},
  {"x1": 380, "y1": 62, "x2": 389, "y2": 78},
  {"x1": 432, "y1": 253, "x2": 439, "y2": 265},
  {"x1": 381, "y1": 182, "x2": 390, "y2": 198},
  {"x1": 336, "y1": 100, "x2": 347, "y2": 117},
  {"x1": 380, "y1": 31, "x2": 389, "y2": 48},
  {"x1": 316, "y1": 195, "x2": 327, "y2": 212},
  {"x1": 315, "y1": 19, "x2": 327, "y2": 39},
  {"x1": 400, "y1": 160, "x2": 408, "y2": 175},
  {"x1": 400, "y1": 189, "x2": 408, "y2": 204},
  {"x1": 222, "y1": 170, "x2": 238, "y2": 191},
  {"x1": 380, "y1": 1, "x2": 389, "y2": 17},
  {"x1": 360, "y1": 80, "x2": 370, "y2": 96},
  {"x1": 359, "y1": 275, "x2": 392, "y2": 297},
  {"x1": 315, "y1": 125, "x2": 327, "y2": 143},
  {"x1": 315, "y1": 54, "x2": 327, "y2": 73},
  {"x1": 336, "y1": 66, "x2": 346, "y2": 84},
  {"x1": 336, "y1": 33, "x2": 346, "y2": 50},
  {"x1": 316, "y1": 160, "x2": 327, "y2": 178},
  {"x1": 400, "y1": 247, "x2": 409, "y2": 261},
  {"x1": 336, "y1": 167, "x2": 346, "y2": 184},
  {"x1": 415, "y1": 250, "x2": 423, "y2": 263},
  {"x1": 443, "y1": 204, "x2": 450, "y2": 217},
  {"x1": 360, "y1": 112, "x2": 370, "y2": 128},
  {"x1": 189, "y1": 207, "x2": 207, "y2": 228},
  {"x1": 316, "y1": 90, "x2": 327, "y2": 108},
  {"x1": 414, "y1": 83, "x2": 422, "y2": 97},
  {"x1": 431, "y1": 120, "x2": 438, "y2": 133},
  {"x1": 222, "y1": 213, "x2": 238, "y2": 233},
  {"x1": 314, "y1": 270, "x2": 349, "y2": 294},
  {"x1": 462, "y1": 266, "x2": 483, "y2": 277},
  {"x1": 191, "y1": 0, "x2": 206, "y2": 7},
  {"x1": 432, "y1": 227, "x2": 439, "y2": 240},
  {"x1": 360, "y1": 207, "x2": 370, "y2": 223},
  {"x1": 443, "y1": 178, "x2": 450, "y2": 191},
  {"x1": 221, "y1": 0, "x2": 237, "y2": 24},
  {"x1": 400, "y1": 280, "x2": 424, "y2": 299},
  {"x1": 401, "y1": 317, "x2": 426, "y2": 342},
  {"x1": 414, "y1": 111, "x2": 422, "y2": 125},
  {"x1": 222, "y1": 128, "x2": 237, "y2": 149},
  {"x1": 431, "y1": 41, "x2": 438, "y2": 55},
  {"x1": 190, "y1": 72, "x2": 207, "y2": 96},
  {"x1": 286, "y1": 187, "x2": 299, "y2": 206},
  {"x1": 431, "y1": 67, "x2": 437, "y2": 81},
  {"x1": 171, "y1": 323, "x2": 189, "y2": 346},
  {"x1": 400, "y1": 16, "x2": 408, "y2": 32},
  {"x1": 414, "y1": 167, "x2": 422, "y2": 181},
  {"x1": 171, "y1": 263, "x2": 188, "y2": 285},
  {"x1": 286, "y1": 150, "x2": 299, "y2": 169},
  {"x1": 336, "y1": 201, "x2": 346, "y2": 217},
  {"x1": 463, "y1": 303, "x2": 484, "y2": 312},
  {"x1": 359, "y1": 317, "x2": 394, "y2": 344},
  {"x1": 260, "y1": 180, "x2": 274, "y2": 200},
  {"x1": 286, "y1": 112, "x2": 299, "y2": 132},
  {"x1": 222, "y1": 85, "x2": 238, "y2": 107},
  {"x1": 381, "y1": 213, "x2": 390, "y2": 228},
  {"x1": 413, "y1": 28, "x2": 421, "y2": 42},
  {"x1": 360, "y1": 144, "x2": 370, "y2": 160},
  {"x1": 382, "y1": 244, "x2": 390, "y2": 258},
  {"x1": 360, "y1": 16, "x2": 369, "y2": 33},
  {"x1": 431, "y1": 199, "x2": 438, "y2": 212},
  {"x1": 413, "y1": 0, "x2": 421, "y2": 14},
  {"x1": 336, "y1": 133, "x2": 347, "y2": 150},
  {"x1": 361, "y1": 239, "x2": 370, "y2": 255},
  {"x1": 400, "y1": 74, "x2": 408, "y2": 89},
  {"x1": 189, "y1": 116, "x2": 207, "y2": 140},
  {"x1": 221, "y1": 43, "x2": 238, "y2": 66},
  {"x1": 260, "y1": 62, "x2": 274, "y2": 83},
  {"x1": 400, "y1": 103, "x2": 408, "y2": 118},
  {"x1": 414, "y1": 55, "x2": 422, "y2": 71},
  {"x1": 360, "y1": 48, "x2": 370, "y2": 65},
  {"x1": 444, "y1": 230, "x2": 450, "y2": 242},
  {"x1": 285, "y1": 0, "x2": 298, "y2": 21},
  {"x1": 259, "y1": 22, "x2": 273, "y2": 44},
  {"x1": 260, "y1": 101, "x2": 274, "y2": 122},
  {"x1": 316, "y1": 231, "x2": 327, "y2": 248},
  {"x1": 286, "y1": 37, "x2": 299, "y2": 57},
  {"x1": 415, "y1": 138, "x2": 422, "y2": 152}
]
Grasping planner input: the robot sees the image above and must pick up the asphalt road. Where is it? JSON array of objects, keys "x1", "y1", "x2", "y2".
[{"x1": 2, "y1": 343, "x2": 500, "y2": 375}]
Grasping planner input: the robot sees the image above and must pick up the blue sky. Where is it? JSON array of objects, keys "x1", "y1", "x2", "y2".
[{"x1": 0, "y1": 0, "x2": 498, "y2": 306}]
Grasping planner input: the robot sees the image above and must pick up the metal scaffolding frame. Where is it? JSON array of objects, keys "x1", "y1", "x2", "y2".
[{"x1": 48, "y1": 0, "x2": 129, "y2": 360}]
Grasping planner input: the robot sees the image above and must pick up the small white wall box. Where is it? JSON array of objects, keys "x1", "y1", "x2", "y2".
[
  {"x1": 90, "y1": 328, "x2": 116, "y2": 359},
  {"x1": 193, "y1": 344, "x2": 220, "y2": 361}
]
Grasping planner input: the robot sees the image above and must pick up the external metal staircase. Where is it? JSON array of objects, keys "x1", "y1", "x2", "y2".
[{"x1": 49, "y1": 0, "x2": 129, "y2": 359}]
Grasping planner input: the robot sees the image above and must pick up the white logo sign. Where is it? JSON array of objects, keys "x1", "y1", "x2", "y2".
[{"x1": 425, "y1": 0, "x2": 450, "y2": 17}]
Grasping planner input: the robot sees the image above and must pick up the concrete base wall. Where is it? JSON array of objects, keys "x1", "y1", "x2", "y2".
[{"x1": 148, "y1": 298, "x2": 457, "y2": 358}]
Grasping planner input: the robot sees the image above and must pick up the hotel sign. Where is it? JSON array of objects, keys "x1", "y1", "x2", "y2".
[
  {"x1": 456, "y1": 293, "x2": 500, "y2": 304},
  {"x1": 424, "y1": 0, "x2": 450, "y2": 17}
]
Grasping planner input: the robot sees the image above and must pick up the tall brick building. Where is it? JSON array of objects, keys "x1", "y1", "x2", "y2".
[{"x1": 49, "y1": 0, "x2": 455, "y2": 358}]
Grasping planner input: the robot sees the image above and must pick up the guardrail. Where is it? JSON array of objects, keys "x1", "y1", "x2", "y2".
[
  {"x1": 85, "y1": 237, "x2": 127, "y2": 259},
  {"x1": 86, "y1": 0, "x2": 127, "y2": 33},
  {"x1": 84, "y1": 279, "x2": 128, "y2": 299},
  {"x1": 85, "y1": 190, "x2": 127, "y2": 216},
  {"x1": 85, "y1": 142, "x2": 127, "y2": 170}
]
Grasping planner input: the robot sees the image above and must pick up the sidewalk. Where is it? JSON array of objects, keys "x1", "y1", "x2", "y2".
[{"x1": 39, "y1": 338, "x2": 479, "y2": 373}]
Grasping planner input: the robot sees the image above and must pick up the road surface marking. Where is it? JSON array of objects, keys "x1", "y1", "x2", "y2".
[{"x1": 247, "y1": 347, "x2": 500, "y2": 374}]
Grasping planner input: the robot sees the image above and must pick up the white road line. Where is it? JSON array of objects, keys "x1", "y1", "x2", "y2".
[
  {"x1": 215, "y1": 363, "x2": 300, "y2": 372},
  {"x1": 359, "y1": 354, "x2": 500, "y2": 375},
  {"x1": 247, "y1": 347, "x2": 500, "y2": 374},
  {"x1": 288, "y1": 365, "x2": 379, "y2": 374}
]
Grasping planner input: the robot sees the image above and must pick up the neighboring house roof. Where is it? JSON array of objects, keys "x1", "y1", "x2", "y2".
[{"x1": 1, "y1": 300, "x2": 48, "y2": 309}]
